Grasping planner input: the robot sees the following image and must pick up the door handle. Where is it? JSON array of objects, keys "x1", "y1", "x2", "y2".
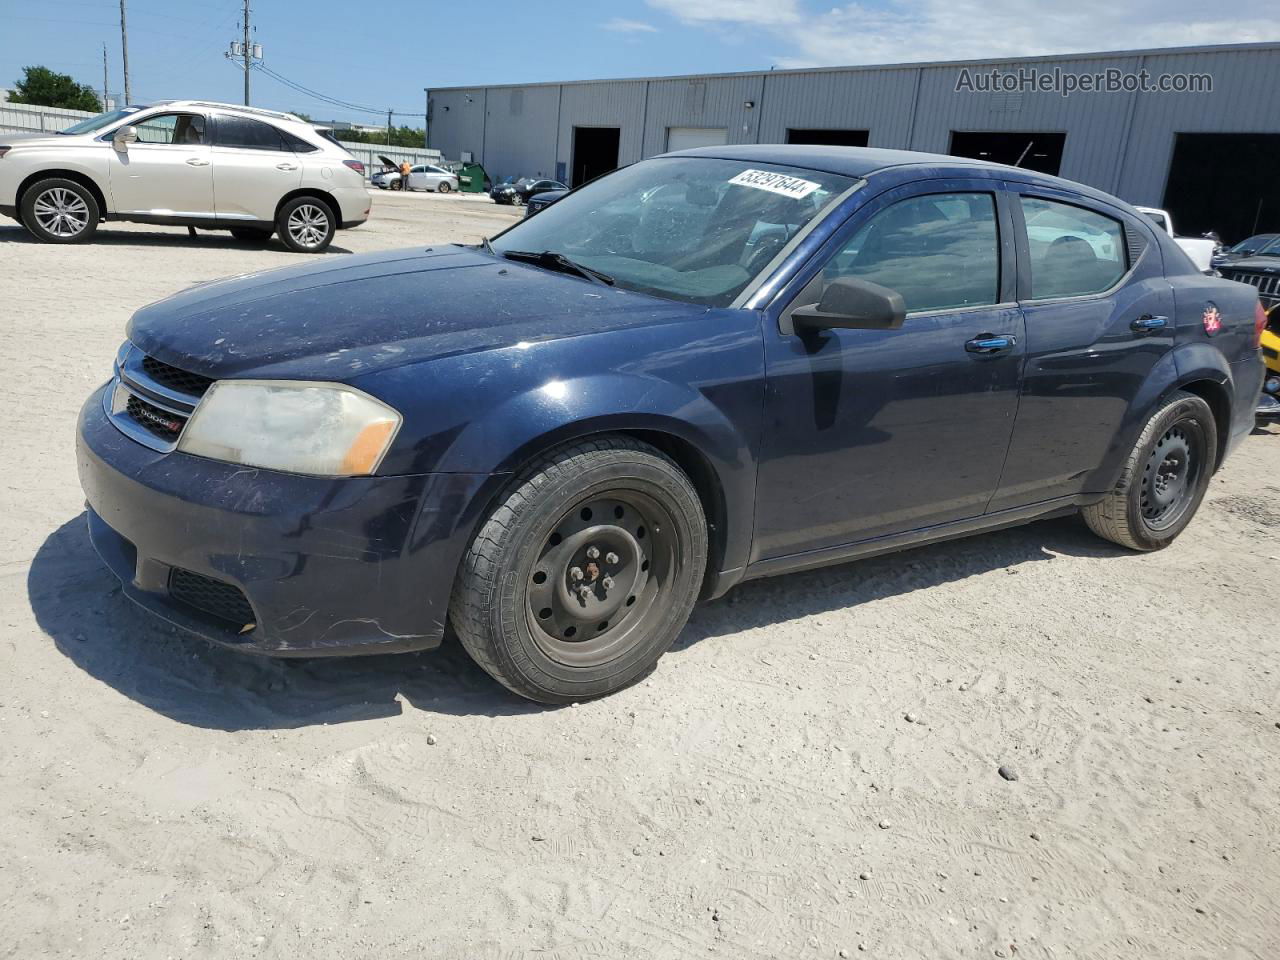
[
  {"x1": 185, "y1": 157, "x2": 210, "y2": 166},
  {"x1": 276, "y1": 162, "x2": 298, "y2": 171},
  {"x1": 965, "y1": 334, "x2": 1016, "y2": 355},
  {"x1": 1130, "y1": 314, "x2": 1168, "y2": 333}
]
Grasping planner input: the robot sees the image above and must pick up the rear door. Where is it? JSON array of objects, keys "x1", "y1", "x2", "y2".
[
  {"x1": 753, "y1": 179, "x2": 1026, "y2": 559},
  {"x1": 209, "y1": 113, "x2": 303, "y2": 222},
  {"x1": 987, "y1": 187, "x2": 1173, "y2": 511},
  {"x1": 106, "y1": 111, "x2": 214, "y2": 218}
]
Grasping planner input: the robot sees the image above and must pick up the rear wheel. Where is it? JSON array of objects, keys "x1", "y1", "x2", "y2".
[
  {"x1": 21, "y1": 178, "x2": 99, "y2": 244},
  {"x1": 276, "y1": 196, "x2": 335, "y2": 253},
  {"x1": 437, "y1": 180, "x2": 452, "y2": 193},
  {"x1": 1083, "y1": 390, "x2": 1216, "y2": 550},
  {"x1": 450, "y1": 437, "x2": 707, "y2": 703}
]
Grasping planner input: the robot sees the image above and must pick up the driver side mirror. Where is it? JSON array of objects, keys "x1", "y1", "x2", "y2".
[
  {"x1": 112, "y1": 125, "x2": 138, "y2": 152},
  {"x1": 791, "y1": 277, "x2": 907, "y2": 332}
]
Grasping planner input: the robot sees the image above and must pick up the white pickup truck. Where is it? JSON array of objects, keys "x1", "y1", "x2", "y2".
[{"x1": 1135, "y1": 206, "x2": 1217, "y2": 273}]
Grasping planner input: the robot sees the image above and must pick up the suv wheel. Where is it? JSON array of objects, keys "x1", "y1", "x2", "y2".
[
  {"x1": 450, "y1": 436, "x2": 707, "y2": 703},
  {"x1": 21, "y1": 178, "x2": 99, "y2": 244},
  {"x1": 276, "y1": 197, "x2": 335, "y2": 253},
  {"x1": 1083, "y1": 390, "x2": 1217, "y2": 551}
]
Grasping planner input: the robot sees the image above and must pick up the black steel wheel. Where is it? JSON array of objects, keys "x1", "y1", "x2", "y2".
[
  {"x1": 1083, "y1": 390, "x2": 1216, "y2": 550},
  {"x1": 451, "y1": 437, "x2": 707, "y2": 703}
]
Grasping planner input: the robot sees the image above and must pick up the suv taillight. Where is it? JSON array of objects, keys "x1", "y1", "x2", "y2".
[
  {"x1": 343, "y1": 159, "x2": 365, "y2": 176},
  {"x1": 1256, "y1": 300, "x2": 1269, "y2": 348}
]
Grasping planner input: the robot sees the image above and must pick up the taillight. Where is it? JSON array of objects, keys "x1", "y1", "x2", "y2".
[
  {"x1": 1256, "y1": 300, "x2": 1269, "y2": 348},
  {"x1": 343, "y1": 159, "x2": 365, "y2": 176}
]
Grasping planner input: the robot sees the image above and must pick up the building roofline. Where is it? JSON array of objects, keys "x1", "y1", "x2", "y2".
[{"x1": 424, "y1": 40, "x2": 1280, "y2": 93}]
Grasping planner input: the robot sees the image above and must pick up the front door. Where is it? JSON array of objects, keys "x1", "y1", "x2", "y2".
[
  {"x1": 209, "y1": 113, "x2": 302, "y2": 222},
  {"x1": 754, "y1": 182, "x2": 1025, "y2": 561},
  {"x1": 107, "y1": 112, "x2": 214, "y2": 218}
]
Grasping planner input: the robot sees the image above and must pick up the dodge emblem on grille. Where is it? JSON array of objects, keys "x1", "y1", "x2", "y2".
[{"x1": 135, "y1": 405, "x2": 182, "y2": 433}]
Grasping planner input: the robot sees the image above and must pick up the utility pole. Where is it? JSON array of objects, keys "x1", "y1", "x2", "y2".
[
  {"x1": 102, "y1": 43, "x2": 109, "y2": 110},
  {"x1": 386, "y1": 109, "x2": 392, "y2": 147},
  {"x1": 119, "y1": 0, "x2": 131, "y2": 105},
  {"x1": 243, "y1": 0, "x2": 251, "y2": 105}
]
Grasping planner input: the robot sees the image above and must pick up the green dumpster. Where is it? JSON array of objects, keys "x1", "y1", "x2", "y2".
[{"x1": 456, "y1": 162, "x2": 490, "y2": 193}]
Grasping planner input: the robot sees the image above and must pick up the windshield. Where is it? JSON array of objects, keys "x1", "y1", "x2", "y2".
[
  {"x1": 1253, "y1": 235, "x2": 1280, "y2": 257},
  {"x1": 59, "y1": 106, "x2": 146, "y2": 135},
  {"x1": 491, "y1": 157, "x2": 858, "y2": 307}
]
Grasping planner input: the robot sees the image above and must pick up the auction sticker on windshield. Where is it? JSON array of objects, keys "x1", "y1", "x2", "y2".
[{"x1": 727, "y1": 169, "x2": 822, "y2": 199}]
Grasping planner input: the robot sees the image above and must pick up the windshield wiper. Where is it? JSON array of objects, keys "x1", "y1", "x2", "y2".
[{"x1": 501, "y1": 249, "x2": 615, "y2": 286}]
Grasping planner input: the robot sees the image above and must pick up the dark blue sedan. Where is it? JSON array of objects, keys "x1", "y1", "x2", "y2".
[{"x1": 77, "y1": 146, "x2": 1266, "y2": 702}]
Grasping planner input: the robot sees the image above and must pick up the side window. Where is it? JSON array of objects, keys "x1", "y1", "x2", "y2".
[
  {"x1": 214, "y1": 116, "x2": 288, "y2": 151},
  {"x1": 133, "y1": 113, "x2": 205, "y2": 145},
  {"x1": 826, "y1": 192, "x2": 1000, "y2": 313},
  {"x1": 1020, "y1": 196, "x2": 1127, "y2": 299},
  {"x1": 279, "y1": 129, "x2": 319, "y2": 153}
]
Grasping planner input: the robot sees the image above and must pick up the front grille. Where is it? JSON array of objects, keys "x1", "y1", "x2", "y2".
[
  {"x1": 1228, "y1": 270, "x2": 1280, "y2": 303},
  {"x1": 126, "y1": 394, "x2": 188, "y2": 441},
  {"x1": 168, "y1": 568, "x2": 255, "y2": 628},
  {"x1": 141, "y1": 355, "x2": 213, "y2": 397}
]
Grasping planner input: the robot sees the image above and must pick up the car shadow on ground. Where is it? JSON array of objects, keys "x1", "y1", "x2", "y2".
[
  {"x1": 29, "y1": 510, "x2": 1126, "y2": 731},
  {"x1": 0, "y1": 224, "x2": 353, "y2": 254}
]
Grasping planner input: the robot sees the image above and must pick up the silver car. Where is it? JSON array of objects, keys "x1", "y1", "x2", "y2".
[
  {"x1": 373, "y1": 163, "x2": 459, "y2": 193},
  {"x1": 0, "y1": 100, "x2": 370, "y2": 252}
]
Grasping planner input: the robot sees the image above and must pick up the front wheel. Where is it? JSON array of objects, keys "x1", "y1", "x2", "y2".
[
  {"x1": 21, "y1": 178, "x2": 99, "y2": 244},
  {"x1": 1083, "y1": 390, "x2": 1217, "y2": 551},
  {"x1": 450, "y1": 437, "x2": 707, "y2": 703},
  {"x1": 276, "y1": 196, "x2": 335, "y2": 253},
  {"x1": 437, "y1": 181, "x2": 452, "y2": 193}
]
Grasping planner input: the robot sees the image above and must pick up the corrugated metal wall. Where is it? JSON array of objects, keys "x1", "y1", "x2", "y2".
[{"x1": 427, "y1": 43, "x2": 1280, "y2": 203}]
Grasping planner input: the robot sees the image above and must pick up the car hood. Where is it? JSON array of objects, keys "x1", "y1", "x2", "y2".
[
  {"x1": 126, "y1": 246, "x2": 706, "y2": 381},
  {"x1": 0, "y1": 131, "x2": 70, "y2": 148},
  {"x1": 1219, "y1": 256, "x2": 1280, "y2": 273}
]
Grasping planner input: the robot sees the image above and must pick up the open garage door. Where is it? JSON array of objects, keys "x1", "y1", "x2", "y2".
[
  {"x1": 787, "y1": 129, "x2": 869, "y2": 147},
  {"x1": 949, "y1": 131, "x2": 1065, "y2": 175},
  {"x1": 666, "y1": 127, "x2": 729, "y2": 152},
  {"x1": 1164, "y1": 133, "x2": 1280, "y2": 243},
  {"x1": 571, "y1": 127, "x2": 620, "y2": 187}
]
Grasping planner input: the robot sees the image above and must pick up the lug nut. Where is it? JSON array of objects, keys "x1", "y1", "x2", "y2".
[
  {"x1": 601, "y1": 576, "x2": 614, "y2": 591},
  {"x1": 577, "y1": 585, "x2": 593, "y2": 602},
  {"x1": 586, "y1": 545, "x2": 600, "y2": 560},
  {"x1": 569, "y1": 566, "x2": 583, "y2": 582},
  {"x1": 605, "y1": 552, "x2": 619, "y2": 565}
]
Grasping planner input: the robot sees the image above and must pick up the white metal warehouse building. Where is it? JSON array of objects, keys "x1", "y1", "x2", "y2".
[{"x1": 425, "y1": 42, "x2": 1280, "y2": 241}]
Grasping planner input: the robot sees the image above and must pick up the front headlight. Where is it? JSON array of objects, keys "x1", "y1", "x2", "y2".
[{"x1": 177, "y1": 380, "x2": 401, "y2": 476}]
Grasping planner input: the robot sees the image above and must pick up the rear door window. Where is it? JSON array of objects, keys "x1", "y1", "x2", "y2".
[
  {"x1": 826, "y1": 192, "x2": 1001, "y2": 313},
  {"x1": 214, "y1": 116, "x2": 289, "y2": 152},
  {"x1": 1020, "y1": 196, "x2": 1127, "y2": 299}
]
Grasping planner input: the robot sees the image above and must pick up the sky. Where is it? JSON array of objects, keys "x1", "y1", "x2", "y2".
[{"x1": 1, "y1": 0, "x2": 1273, "y2": 127}]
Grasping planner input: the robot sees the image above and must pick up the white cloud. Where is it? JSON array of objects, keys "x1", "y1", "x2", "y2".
[
  {"x1": 650, "y1": 0, "x2": 1272, "y2": 68},
  {"x1": 602, "y1": 17, "x2": 660, "y2": 33},
  {"x1": 646, "y1": 0, "x2": 802, "y2": 26}
]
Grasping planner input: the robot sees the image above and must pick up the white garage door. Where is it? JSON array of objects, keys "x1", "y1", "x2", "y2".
[{"x1": 666, "y1": 127, "x2": 729, "y2": 152}]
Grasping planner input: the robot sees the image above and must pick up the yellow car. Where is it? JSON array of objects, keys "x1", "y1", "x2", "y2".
[{"x1": 1262, "y1": 304, "x2": 1280, "y2": 413}]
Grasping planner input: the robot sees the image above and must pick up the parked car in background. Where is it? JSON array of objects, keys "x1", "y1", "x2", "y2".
[
  {"x1": 524, "y1": 188, "x2": 568, "y2": 217},
  {"x1": 1214, "y1": 245, "x2": 1280, "y2": 411},
  {"x1": 373, "y1": 161, "x2": 459, "y2": 193},
  {"x1": 370, "y1": 156, "x2": 400, "y2": 190},
  {"x1": 0, "y1": 101, "x2": 368, "y2": 252},
  {"x1": 77, "y1": 146, "x2": 1264, "y2": 703},
  {"x1": 491, "y1": 177, "x2": 567, "y2": 205},
  {"x1": 1212, "y1": 232, "x2": 1280, "y2": 269},
  {"x1": 1135, "y1": 206, "x2": 1217, "y2": 273}
]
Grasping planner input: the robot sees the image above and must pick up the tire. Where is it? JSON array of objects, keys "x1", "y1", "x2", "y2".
[
  {"x1": 450, "y1": 437, "x2": 708, "y2": 703},
  {"x1": 20, "y1": 177, "x2": 99, "y2": 244},
  {"x1": 275, "y1": 196, "x2": 335, "y2": 253},
  {"x1": 437, "y1": 181, "x2": 452, "y2": 193},
  {"x1": 229, "y1": 226, "x2": 273, "y2": 245},
  {"x1": 1083, "y1": 390, "x2": 1217, "y2": 551}
]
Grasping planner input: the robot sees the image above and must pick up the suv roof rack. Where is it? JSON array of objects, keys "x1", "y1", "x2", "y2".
[{"x1": 154, "y1": 100, "x2": 301, "y2": 122}]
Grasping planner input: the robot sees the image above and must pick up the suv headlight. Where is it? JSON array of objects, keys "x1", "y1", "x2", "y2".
[{"x1": 177, "y1": 380, "x2": 401, "y2": 476}]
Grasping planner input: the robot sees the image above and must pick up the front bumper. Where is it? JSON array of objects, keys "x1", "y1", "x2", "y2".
[{"x1": 77, "y1": 383, "x2": 491, "y2": 656}]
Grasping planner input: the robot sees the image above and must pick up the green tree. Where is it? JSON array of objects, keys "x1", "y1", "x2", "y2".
[{"x1": 8, "y1": 66, "x2": 102, "y2": 111}]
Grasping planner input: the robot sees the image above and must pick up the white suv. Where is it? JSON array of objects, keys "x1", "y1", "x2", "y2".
[{"x1": 0, "y1": 100, "x2": 370, "y2": 252}]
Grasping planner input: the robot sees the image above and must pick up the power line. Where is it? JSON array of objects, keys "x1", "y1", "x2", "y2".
[{"x1": 251, "y1": 62, "x2": 425, "y2": 118}]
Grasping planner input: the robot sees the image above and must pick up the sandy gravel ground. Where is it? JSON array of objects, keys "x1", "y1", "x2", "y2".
[{"x1": 2, "y1": 190, "x2": 1279, "y2": 960}]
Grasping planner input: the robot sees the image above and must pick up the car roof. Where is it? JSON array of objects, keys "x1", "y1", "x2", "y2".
[{"x1": 659, "y1": 144, "x2": 1123, "y2": 207}]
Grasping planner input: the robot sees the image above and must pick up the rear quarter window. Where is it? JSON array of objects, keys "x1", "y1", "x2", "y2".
[{"x1": 1022, "y1": 196, "x2": 1127, "y2": 299}]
